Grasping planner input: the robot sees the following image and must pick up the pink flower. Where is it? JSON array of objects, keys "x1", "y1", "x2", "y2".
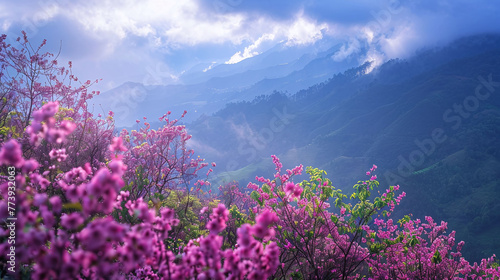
[
  {"x1": 49, "y1": 148, "x2": 67, "y2": 162},
  {"x1": 256, "y1": 210, "x2": 278, "y2": 228},
  {"x1": 22, "y1": 158, "x2": 39, "y2": 173},
  {"x1": 59, "y1": 120, "x2": 76, "y2": 134},
  {"x1": 50, "y1": 196, "x2": 62, "y2": 214},
  {"x1": 237, "y1": 224, "x2": 253, "y2": 248},
  {"x1": 33, "y1": 193, "x2": 48, "y2": 206},
  {"x1": 284, "y1": 182, "x2": 295, "y2": 195},
  {"x1": 161, "y1": 208, "x2": 176, "y2": 221},
  {"x1": 61, "y1": 213, "x2": 84, "y2": 231},
  {"x1": 292, "y1": 186, "x2": 303, "y2": 198},
  {"x1": 39, "y1": 102, "x2": 59, "y2": 121},
  {"x1": 207, "y1": 218, "x2": 226, "y2": 234},
  {"x1": 213, "y1": 204, "x2": 229, "y2": 221},
  {"x1": 206, "y1": 204, "x2": 229, "y2": 235},
  {"x1": 0, "y1": 139, "x2": 24, "y2": 168},
  {"x1": 108, "y1": 159, "x2": 127, "y2": 176},
  {"x1": 109, "y1": 137, "x2": 128, "y2": 152},
  {"x1": 65, "y1": 185, "x2": 83, "y2": 202}
]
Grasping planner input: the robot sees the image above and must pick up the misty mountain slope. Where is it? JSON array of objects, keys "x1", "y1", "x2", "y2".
[
  {"x1": 188, "y1": 34, "x2": 500, "y2": 261},
  {"x1": 365, "y1": 49, "x2": 500, "y2": 164},
  {"x1": 180, "y1": 39, "x2": 344, "y2": 85},
  {"x1": 233, "y1": 46, "x2": 365, "y2": 101},
  {"x1": 94, "y1": 40, "x2": 364, "y2": 127},
  {"x1": 373, "y1": 33, "x2": 500, "y2": 85},
  {"x1": 190, "y1": 36, "x2": 500, "y2": 175}
]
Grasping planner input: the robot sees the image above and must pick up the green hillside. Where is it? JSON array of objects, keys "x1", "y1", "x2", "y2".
[{"x1": 189, "y1": 34, "x2": 500, "y2": 261}]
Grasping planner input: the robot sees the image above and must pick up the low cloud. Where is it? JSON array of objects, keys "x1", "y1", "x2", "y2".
[
  {"x1": 285, "y1": 15, "x2": 328, "y2": 46},
  {"x1": 226, "y1": 33, "x2": 275, "y2": 64},
  {"x1": 332, "y1": 37, "x2": 362, "y2": 62}
]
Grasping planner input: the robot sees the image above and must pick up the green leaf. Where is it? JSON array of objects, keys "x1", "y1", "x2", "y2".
[
  {"x1": 331, "y1": 215, "x2": 338, "y2": 223},
  {"x1": 62, "y1": 202, "x2": 82, "y2": 211},
  {"x1": 335, "y1": 197, "x2": 342, "y2": 207},
  {"x1": 250, "y1": 191, "x2": 263, "y2": 206},
  {"x1": 277, "y1": 190, "x2": 286, "y2": 198},
  {"x1": 409, "y1": 237, "x2": 419, "y2": 247},
  {"x1": 262, "y1": 184, "x2": 271, "y2": 195},
  {"x1": 431, "y1": 250, "x2": 442, "y2": 264},
  {"x1": 250, "y1": 190, "x2": 260, "y2": 202}
]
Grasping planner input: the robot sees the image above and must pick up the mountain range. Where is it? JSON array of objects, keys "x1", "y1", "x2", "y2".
[
  {"x1": 187, "y1": 34, "x2": 500, "y2": 262},
  {"x1": 92, "y1": 37, "x2": 364, "y2": 126},
  {"x1": 95, "y1": 33, "x2": 500, "y2": 262}
]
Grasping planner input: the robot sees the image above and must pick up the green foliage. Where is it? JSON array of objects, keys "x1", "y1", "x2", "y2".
[
  {"x1": 250, "y1": 190, "x2": 263, "y2": 206},
  {"x1": 290, "y1": 271, "x2": 304, "y2": 280},
  {"x1": 159, "y1": 190, "x2": 208, "y2": 252},
  {"x1": 431, "y1": 249, "x2": 442, "y2": 264},
  {"x1": 228, "y1": 205, "x2": 249, "y2": 228},
  {"x1": 135, "y1": 166, "x2": 149, "y2": 195},
  {"x1": 300, "y1": 166, "x2": 345, "y2": 205},
  {"x1": 62, "y1": 202, "x2": 83, "y2": 212}
]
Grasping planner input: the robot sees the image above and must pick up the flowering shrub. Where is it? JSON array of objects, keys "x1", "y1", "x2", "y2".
[
  {"x1": 365, "y1": 215, "x2": 500, "y2": 279},
  {"x1": 246, "y1": 157, "x2": 405, "y2": 279},
  {"x1": 0, "y1": 31, "x2": 113, "y2": 173},
  {"x1": 0, "y1": 115, "x2": 279, "y2": 279},
  {"x1": 217, "y1": 182, "x2": 257, "y2": 248},
  {"x1": 117, "y1": 113, "x2": 209, "y2": 201}
]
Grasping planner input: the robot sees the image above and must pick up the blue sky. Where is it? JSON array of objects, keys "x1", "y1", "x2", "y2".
[{"x1": 1, "y1": 0, "x2": 499, "y2": 91}]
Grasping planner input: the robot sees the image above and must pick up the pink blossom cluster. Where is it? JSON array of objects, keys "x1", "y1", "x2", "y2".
[
  {"x1": 365, "y1": 215, "x2": 500, "y2": 279},
  {"x1": 0, "y1": 138, "x2": 280, "y2": 280},
  {"x1": 0, "y1": 103, "x2": 281, "y2": 279},
  {"x1": 0, "y1": 140, "x2": 24, "y2": 168},
  {"x1": 26, "y1": 102, "x2": 76, "y2": 146},
  {"x1": 1, "y1": 32, "x2": 111, "y2": 177},
  {"x1": 116, "y1": 115, "x2": 209, "y2": 201},
  {"x1": 284, "y1": 181, "x2": 303, "y2": 199}
]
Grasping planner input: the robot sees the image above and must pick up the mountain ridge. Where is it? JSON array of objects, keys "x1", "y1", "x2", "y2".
[{"x1": 187, "y1": 33, "x2": 500, "y2": 262}]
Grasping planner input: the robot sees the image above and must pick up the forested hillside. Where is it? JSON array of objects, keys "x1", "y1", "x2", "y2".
[{"x1": 190, "y1": 34, "x2": 500, "y2": 261}]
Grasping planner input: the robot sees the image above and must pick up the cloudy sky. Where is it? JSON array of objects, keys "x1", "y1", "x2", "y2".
[{"x1": 1, "y1": 0, "x2": 499, "y2": 91}]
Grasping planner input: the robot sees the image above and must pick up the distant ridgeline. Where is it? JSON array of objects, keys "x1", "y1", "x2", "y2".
[{"x1": 190, "y1": 34, "x2": 500, "y2": 262}]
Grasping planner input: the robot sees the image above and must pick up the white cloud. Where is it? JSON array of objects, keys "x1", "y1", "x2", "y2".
[
  {"x1": 362, "y1": 49, "x2": 385, "y2": 74},
  {"x1": 332, "y1": 37, "x2": 361, "y2": 62},
  {"x1": 225, "y1": 33, "x2": 275, "y2": 64},
  {"x1": 285, "y1": 16, "x2": 328, "y2": 46},
  {"x1": 2, "y1": 0, "x2": 250, "y2": 48},
  {"x1": 71, "y1": 0, "x2": 253, "y2": 47},
  {"x1": 225, "y1": 15, "x2": 329, "y2": 64},
  {"x1": 32, "y1": 1, "x2": 60, "y2": 22},
  {"x1": 203, "y1": 62, "x2": 217, "y2": 72}
]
